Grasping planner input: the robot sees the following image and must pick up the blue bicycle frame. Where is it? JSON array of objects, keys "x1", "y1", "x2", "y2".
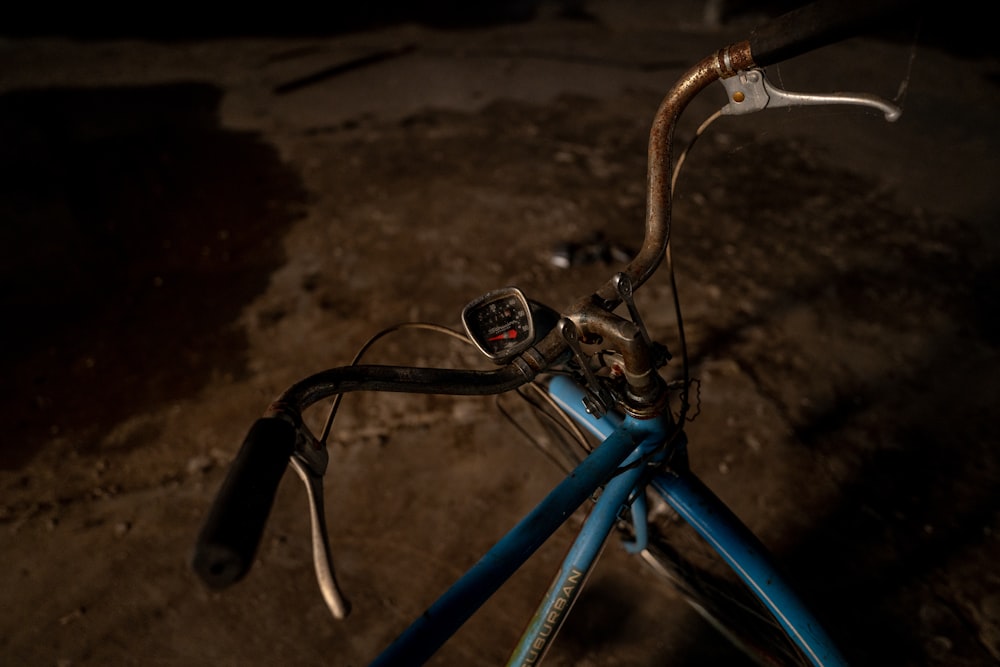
[
  {"x1": 546, "y1": 376, "x2": 849, "y2": 667},
  {"x1": 370, "y1": 375, "x2": 847, "y2": 666}
]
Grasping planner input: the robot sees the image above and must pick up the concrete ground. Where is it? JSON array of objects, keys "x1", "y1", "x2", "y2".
[{"x1": 1, "y1": 2, "x2": 998, "y2": 665}]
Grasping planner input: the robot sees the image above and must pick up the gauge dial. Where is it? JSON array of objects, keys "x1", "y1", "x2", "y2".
[{"x1": 462, "y1": 287, "x2": 536, "y2": 362}]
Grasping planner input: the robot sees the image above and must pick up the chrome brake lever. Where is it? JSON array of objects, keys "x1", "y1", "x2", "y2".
[
  {"x1": 290, "y1": 431, "x2": 351, "y2": 620},
  {"x1": 721, "y1": 68, "x2": 901, "y2": 122}
]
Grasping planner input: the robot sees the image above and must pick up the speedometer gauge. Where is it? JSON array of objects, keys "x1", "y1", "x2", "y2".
[{"x1": 462, "y1": 287, "x2": 536, "y2": 363}]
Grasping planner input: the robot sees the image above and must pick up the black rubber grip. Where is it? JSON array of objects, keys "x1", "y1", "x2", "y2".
[
  {"x1": 749, "y1": 0, "x2": 909, "y2": 67},
  {"x1": 191, "y1": 417, "x2": 296, "y2": 589}
]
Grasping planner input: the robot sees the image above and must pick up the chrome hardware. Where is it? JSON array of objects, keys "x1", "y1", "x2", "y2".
[
  {"x1": 290, "y1": 457, "x2": 351, "y2": 620},
  {"x1": 612, "y1": 272, "x2": 671, "y2": 370},
  {"x1": 612, "y1": 273, "x2": 652, "y2": 347},
  {"x1": 721, "y1": 68, "x2": 901, "y2": 121},
  {"x1": 559, "y1": 318, "x2": 613, "y2": 416},
  {"x1": 286, "y1": 424, "x2": 350, "y2": 621}
]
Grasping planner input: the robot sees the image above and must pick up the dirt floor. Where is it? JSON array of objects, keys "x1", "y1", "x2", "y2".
[{"x1": 1, "y1": 3, "x2": 998, "y2": 666}]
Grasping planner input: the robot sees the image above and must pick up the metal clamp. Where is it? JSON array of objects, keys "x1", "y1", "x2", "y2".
[
  {"x1": 612, "y1": 272, "x2": 671, "y2": 370},
  {"x1": 612, "y1": 273, "x2": 652, "y2": 347},
  {"x1": 721, "y1": 68, "x2": 901, "y2": 122},
  {"x1": 559, "y1": 318, "x2": 613, "y2": 417}
]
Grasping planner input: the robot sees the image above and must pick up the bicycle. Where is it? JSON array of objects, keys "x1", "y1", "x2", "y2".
[{"x1": 192, "y1": 2, "x2": 909, "y2": 664}]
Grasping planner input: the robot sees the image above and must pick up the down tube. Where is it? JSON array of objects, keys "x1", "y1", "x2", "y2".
[
  {"x1": 369, "y1": 416, "x2": 647, "y2": 667},
  {"x1": 507, "y1": 422, "x2": 664, "y2": 666},
  {"x1": 547, "y1": 376, "x2": 848, "y2": 667}
]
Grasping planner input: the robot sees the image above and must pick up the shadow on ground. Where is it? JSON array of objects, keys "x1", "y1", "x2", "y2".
[{"x1": 0, "y1": 83, "x2": 308, "y2": 469}]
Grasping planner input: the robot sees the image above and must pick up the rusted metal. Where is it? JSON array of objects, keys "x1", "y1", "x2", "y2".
[
  {"x1": 592, "y1": 40, "x2": 754, "y2": 307},
  {"x1": 527, "y1": 41, "x2": 757, "y2": 388},
  {"x1": 522, "y1": 42, "x2": 758, "y2": 413},
  {"x1": 567, "y1": 304, "x2": 669, "y2": 418}
]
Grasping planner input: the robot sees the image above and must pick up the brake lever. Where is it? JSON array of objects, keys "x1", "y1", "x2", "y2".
[
  {"x1": 288, "y1": 426, "x2": 351, "y2": 620},
  {"x1": 721, "y1": 68, "x2": 901, "y2": 121}
]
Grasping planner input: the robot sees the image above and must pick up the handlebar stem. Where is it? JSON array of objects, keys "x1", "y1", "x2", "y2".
[{"x1": 570, "y1": 304, "x2": 670, "y2": 418}]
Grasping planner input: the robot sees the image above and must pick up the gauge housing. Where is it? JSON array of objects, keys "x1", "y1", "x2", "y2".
[{"x1": 461, "y1": 287, "x2": 536, "y2": 363}]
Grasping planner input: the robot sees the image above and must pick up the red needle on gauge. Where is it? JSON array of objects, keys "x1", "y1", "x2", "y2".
[{"x1": 488, "y1": 330, "x2": 518, "y2": 342}]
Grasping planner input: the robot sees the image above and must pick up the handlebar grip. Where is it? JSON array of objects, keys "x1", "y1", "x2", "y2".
[
  {"x1": 191, "y1": 417, "x2": 296, "y2": 590},
  {"x1": 749, "y1": 0, "x2": 908, "y2": 67}
]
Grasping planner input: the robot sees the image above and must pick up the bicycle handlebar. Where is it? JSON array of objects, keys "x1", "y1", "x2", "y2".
[
  {"x1": 192, "y1": 417, "x2": 296, "y2": 589},
  {"x1": 589, "y1": 0, "x2": 908, "y2": 309},
  {"x1": 749, "y1": 0, "x2": 909, "y2": 67},
  {"x1": 276, "y1": 362, "x2": 539, "y2": 413},
  {"x1": 192, "y1": 0, "x2": 911, "y2": 607},
  {"x1": 191, "y1": 363, "x2": 538, "y2": 590}
]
